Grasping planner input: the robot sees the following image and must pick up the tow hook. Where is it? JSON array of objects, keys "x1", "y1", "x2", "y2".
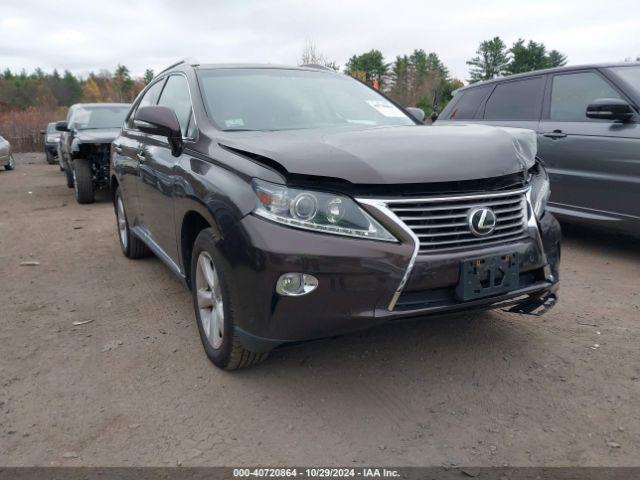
[{"x1": 506, "y1": 292, "x2": 557, "y2": 316}]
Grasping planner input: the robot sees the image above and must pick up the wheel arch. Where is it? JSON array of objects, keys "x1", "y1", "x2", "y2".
[
  {"x1": 110, "y1": 175, "x2": 119, "y2": 204},
  {"x1": 179, "y1": 205, "x2": 220, "y2": 288}
]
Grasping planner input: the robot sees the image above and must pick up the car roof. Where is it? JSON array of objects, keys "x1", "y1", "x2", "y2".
[
  {"x1": 70, "y1": 103, "x2": 131, "y2": 109},
  {"x1": 159, "y1": 59, "x2": 337, "y2": 76},
  {"x1": 195, "y1": 63, "x2": 333, "y2": 71},
  {"x1": 457, "y1": 61, "x2": 640, "y2": 92}
]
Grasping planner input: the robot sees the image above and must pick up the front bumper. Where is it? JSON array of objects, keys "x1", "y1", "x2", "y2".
[
  {"x1": 44, "y1": 143, "x2": 58, "y2": 155},
  {"x1": 220, "y1": 209, "x2": 561, "y2": 351}
]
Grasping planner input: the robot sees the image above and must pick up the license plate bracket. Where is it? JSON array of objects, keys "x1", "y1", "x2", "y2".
[{"x1": 456, "y1": 253, "x2": 519, "y2": 301}]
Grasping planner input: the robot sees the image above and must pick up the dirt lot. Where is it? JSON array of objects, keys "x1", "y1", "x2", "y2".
[{"x1": 1, "y1": 153, "x2": 639, "y2": 467}]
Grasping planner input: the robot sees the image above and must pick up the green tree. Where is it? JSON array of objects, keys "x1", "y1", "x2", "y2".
[
  {"x1": 466, "y1": 36, "x2": 510, "y2": 83},
  {"x1": 344, "y1": 50, "x2": 389, "y2": 87},
  {"x1": 547, "y1": 49, "x2": 568, "y2": 68},
  {"x1": 507, "y1": 39, "x2": 549, "y2": 74},
  {"x1": 59, "y1": 70, "x2": 82, "y2": 105},
  {"x1": 143, "y1": 69, "x2": 154, "y2": 85},
  {"x1": 112, "y1": 64, "x2": 134, "y2": 102},
  {"x1": 506, "y1": 40, "x2": 568, "y2": 74},
  {"x1": 386, "y1": 49, "x2": 453, "y2": 116}
]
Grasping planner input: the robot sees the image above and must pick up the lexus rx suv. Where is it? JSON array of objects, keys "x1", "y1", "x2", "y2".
[
  {"x1": 436, "y1": 62, "x2": 640, "y2": 236},
  {"x1": 111, "y1": 61, "x2": 561, "y2": 370}
]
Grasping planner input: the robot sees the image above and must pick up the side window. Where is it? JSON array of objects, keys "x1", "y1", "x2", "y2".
[
  {"x1": 157, "y1": 75, "x2": 194, "y2": 137},
  {"x1": 550, "y1": 72, "x2": 622, "y2": 122},
  {"x1": 127, "y1": 80, "x2": 164, "y2": 129},
  {"x1": 484, "y1": 77, "x2": 545, "y2": 120},
  {"x1": 448, "y1": 86, "x2": 491, "y2": 119}
]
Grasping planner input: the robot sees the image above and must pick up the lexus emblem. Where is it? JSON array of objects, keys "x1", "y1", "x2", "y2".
[{"x1": 468, "y1": 207, "x2": 497, "y2": 237}]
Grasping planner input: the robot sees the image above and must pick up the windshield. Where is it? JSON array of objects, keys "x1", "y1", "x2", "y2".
[
  {"x1": 71, "y1": 106, "x2": 129, "y2": 130},
  {"x1": 609, "y1": 65, "x2": 640, "y2": 95},
  {"x1": 197, "y1": 68, "x2": 415, "y2": 131},
  {"x1": 47, "y1": 123, "x2": 58, "y2": 133}
]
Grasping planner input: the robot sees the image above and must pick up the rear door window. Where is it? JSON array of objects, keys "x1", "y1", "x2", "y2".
[
  {"x1": 550, "y1": 71, "x2": 622, "y2": 122},
  {"x1": 484, "y1": 77, "x2": 545, "y2": 120},
  {"x1": 446, "y1": 86, "x2": 491, "y2": 119}
]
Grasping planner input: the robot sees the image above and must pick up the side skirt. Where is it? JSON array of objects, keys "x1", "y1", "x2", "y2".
[{"x1": 130, "y1": 225, "x2": 187, "y2": 286}]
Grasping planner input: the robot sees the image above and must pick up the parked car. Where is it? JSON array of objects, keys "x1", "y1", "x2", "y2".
[
  {"x1": 436, "y1": 62, "x2": 640, "y2": 236},
  {"x1": 57, "y1": 103, "x2": 130, "y2": 203},
  {"x1": 41, "y1": 122, "x2": 61, "y2": 164},
  {"x1": 111, "y1": 61, "x2": 561, "y2": 370},
  {"x1": 0, "y1": 135, "x2": 15, "y2": 171}
]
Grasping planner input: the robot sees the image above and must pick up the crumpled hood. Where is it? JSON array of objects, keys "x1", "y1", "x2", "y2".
[
  {"x1": 219, "y1": 124, "x2": 537, "y2": 184},
  {"x1": 75, "y1": 128, "x2": 121, "y2": 144}
]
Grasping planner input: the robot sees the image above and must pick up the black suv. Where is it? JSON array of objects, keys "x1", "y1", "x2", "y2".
[
  {"x1": 41, "y1": 122, "x2": 61, "y2": 165},
  {"x1": 437, "y1": 62, "x2": 640, "y2": 236},
  {"x1": 57, "y1": 103, "x2": 130, "y2": 203},
  {"x1": 111, "y1": 61, "x2": 561, "y2": 370}
]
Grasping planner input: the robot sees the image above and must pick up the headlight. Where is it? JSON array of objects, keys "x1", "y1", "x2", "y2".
[
  {"x1": 530, "y1": 164, "x2": 551, "y2": 219},
  {"x1": 252, "y1": 179, "x2": 396, "y2": 242},
  {"x1": 46, "y1": 135, "x2": 57, "y2": 142}
]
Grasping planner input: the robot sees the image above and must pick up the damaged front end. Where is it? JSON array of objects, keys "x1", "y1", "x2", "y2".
[{"x1": 73, "y1": 142, "x2": 112, "y2": 190}]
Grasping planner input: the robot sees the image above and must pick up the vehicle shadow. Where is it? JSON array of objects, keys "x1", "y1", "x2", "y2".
[
  {"x1": 560, "y1": 222, "x2": 640, "y2": 260},
  {"x1": 243, "y1": 307, "x2": 532, "y2": 378}
]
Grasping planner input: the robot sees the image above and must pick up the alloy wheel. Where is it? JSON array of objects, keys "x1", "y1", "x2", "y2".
[
  {"x1": 195, "y1": 251, "x2": 224, "y2": 349},
  {"x1": 116, "y1": 197, "x2": 128, "y2": 250}
]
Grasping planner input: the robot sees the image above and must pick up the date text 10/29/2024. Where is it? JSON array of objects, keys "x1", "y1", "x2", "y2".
[{"x1": 233, "y1": 468, "x2": 400, "y2": 478}]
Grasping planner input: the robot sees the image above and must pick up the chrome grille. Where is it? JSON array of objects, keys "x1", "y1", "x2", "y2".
[{"x1": 385, "y1": 187, "x2": 529, "y2": 253}]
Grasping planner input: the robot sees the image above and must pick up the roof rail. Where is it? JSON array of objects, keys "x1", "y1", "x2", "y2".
[
  {"x1": 300, "y1": 63, "x2": 334, "y2": 71},
  {"x1": 156, "y1": 58, "x2": 200, "y2": 76}
]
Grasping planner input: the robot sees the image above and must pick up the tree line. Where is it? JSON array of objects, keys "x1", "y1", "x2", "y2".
[
  {"x1": 301, "y1": 36, "x2": 568, "y2": 119},
  {"x1": 466, "y1": 36, "x2": 567, "y2": 82},
  {"x1": 0, "y1": 65, "x2": 154, "y2": 111},
  {"x1": 2, "y1": 37, "x2": 570, "y2": 151}
]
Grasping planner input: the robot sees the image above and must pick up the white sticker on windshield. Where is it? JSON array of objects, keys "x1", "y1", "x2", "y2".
[
  {"x1": 225, "y1": 118, "x2": 245, "y2": 128},
  {"x1": 366, "y1": 100, "x2": 406, "y2": 118}
]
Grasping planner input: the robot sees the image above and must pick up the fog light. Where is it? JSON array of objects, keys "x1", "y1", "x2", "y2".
[{"x1": 276, "y1": 273, "x2": 319, "y2": 296}]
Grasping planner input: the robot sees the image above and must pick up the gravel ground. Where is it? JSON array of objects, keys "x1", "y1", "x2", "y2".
[{"x1": 1, "y1": 153, "x2": 639, "y2": 467}]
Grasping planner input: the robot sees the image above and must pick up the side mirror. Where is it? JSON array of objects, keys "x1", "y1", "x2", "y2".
[
  {"x1": 55, "y1": 121, "x2": 69, "y2": 132},
  {"x1": 586, "y1": 98, "x2": 635, "y2": 122},
  {"x1": 134, "y1": 106, "x2": 183, "y2": 156},
  {"x1": 406, "y1": 107, "x2": 425, "y2": 122},
  {"x1": 430, "y1": 111, "x2": 439, "y2": 123}
]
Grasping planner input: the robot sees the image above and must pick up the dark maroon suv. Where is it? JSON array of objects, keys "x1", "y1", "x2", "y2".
[{"x1": 111, "y1": 61, "x2": 561, "y2": 370}]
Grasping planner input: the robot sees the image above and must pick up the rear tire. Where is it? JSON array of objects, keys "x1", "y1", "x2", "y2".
[
  {"x1": 191, "y1": 228, "x2": 269, "y2": 370},
  {"x1": 73, "y1": 159, "x2": 95, "y2": 204},
  {"x1": 115, "y1": 187, "x2": 150, "y2": 259},
  {"x1": 5, "y1": 154, "x2": 15, "y2": 171}
]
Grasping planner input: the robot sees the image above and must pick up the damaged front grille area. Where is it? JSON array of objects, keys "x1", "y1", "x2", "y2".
[{"x1": 385, "y1": 187, "x2": 529, "y2": 253}]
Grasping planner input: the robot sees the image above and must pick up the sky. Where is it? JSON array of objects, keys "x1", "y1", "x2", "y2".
[{"x1": 1, "y1": 0, "x2": 639, "y2": 82}]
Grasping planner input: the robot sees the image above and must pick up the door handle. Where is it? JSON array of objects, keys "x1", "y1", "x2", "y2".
[
  {"x1": 113, "y1": 145, "x2": 123, "y2": 154},
  {"x1": 543, "y1": 130, "x2": 567, "y2": 139}
]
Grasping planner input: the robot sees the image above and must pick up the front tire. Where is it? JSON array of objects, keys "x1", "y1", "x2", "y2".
[
  {"x1": 191, "y1": 229, "x2": 269, "y2": 370},
  {"x1": 64, "y1": 165, "x2": 74, "y2": 187},
  {"x1": 5, "y1": 154, "x2": 15, "y2": 171},
  {"x1": 115, "y1": 187, "x2": 150, "y2": 259},
  {"x1": 45, "y1": 151, "x2": 55, "y2": 165},
  {"x1": 73, "y1": 159, "x2": 94, "y2": 204}
]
